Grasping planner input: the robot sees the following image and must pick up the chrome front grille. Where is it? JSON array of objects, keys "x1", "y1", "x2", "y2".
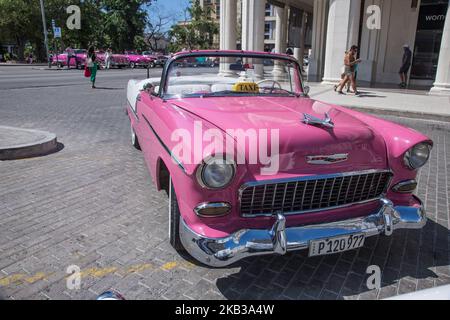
[{"x1": 239, "y1": 170, "x2": 392, "y2": 217}]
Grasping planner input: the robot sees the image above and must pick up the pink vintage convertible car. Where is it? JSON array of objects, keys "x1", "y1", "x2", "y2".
[
  {"x1": 125, "y1": 51, "x2": 155, "y2": 69},
  {"x1": 96, "y1": 51, "x2": 129, "y2": 69},
  {"x1": 126, "y1": 50, "x2": 432, "y2": 267},
  {"x1": 51, "y1": 49, "x2": 87, "y2": 69}
]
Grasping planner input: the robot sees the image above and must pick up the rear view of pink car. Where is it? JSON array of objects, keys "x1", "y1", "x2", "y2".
[{"x1": 51, "y1": 49, "x2": 86, "y2": 69}]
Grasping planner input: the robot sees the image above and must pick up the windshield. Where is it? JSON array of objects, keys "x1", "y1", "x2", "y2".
[{"x1": 163, "y1": 54, "x2": 303, "y2": 99}]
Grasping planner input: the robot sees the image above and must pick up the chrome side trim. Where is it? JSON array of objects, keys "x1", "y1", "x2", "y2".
[
  {"x1": 141, "y1": 114, "x2": 186, "y2": 173},
  {"x1": 179, "y1": 196, "x2": 426, "y2": 267}
]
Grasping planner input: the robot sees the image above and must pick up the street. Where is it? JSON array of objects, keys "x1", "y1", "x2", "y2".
[{"x1": 0, "y1": 66, "x2": 449, "y2": 300}]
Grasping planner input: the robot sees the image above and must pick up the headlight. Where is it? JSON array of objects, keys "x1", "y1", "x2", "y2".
[
  {"x1": 196, "y1": 155, "x2": 236, "y2": 189},
  {"x1": 404, "y1": 142, "x2": 432, "y2": 170}
]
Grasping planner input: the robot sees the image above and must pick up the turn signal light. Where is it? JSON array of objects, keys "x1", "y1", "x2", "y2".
[
  {"x1": 392, "y1": 180, "x2": 418, "y2": 193},
  {"x1": 194, "y1": 202, "x2": 231, "y2": 217}
]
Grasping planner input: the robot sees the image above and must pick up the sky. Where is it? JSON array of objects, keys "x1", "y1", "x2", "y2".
[{"x1": 147, "y1": 0, "x2": 191, "y2": 27}]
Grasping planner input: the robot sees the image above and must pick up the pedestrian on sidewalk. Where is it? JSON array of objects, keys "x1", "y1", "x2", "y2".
[
  {"x1": 334, "y1": 52, "x2": 352, "y2": 93},
  {"x1": 105, "y1": 48, "x2": 112, "y2": 70},
  {"x1": 336, "y1": 45, "x2": 361, "y2": 95},
  {"x1": 66, "y1": 46, "x2": 75, "y2": 69},
  {"x1": 86, "y1": 46, "x2": 98, "y2": 89},
  {"x1": 399, "y1": 44, "x2": 412, "y2": 88}
]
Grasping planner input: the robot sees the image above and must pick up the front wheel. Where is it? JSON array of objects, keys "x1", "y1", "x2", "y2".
[
  {"x1": 130, "y1": 62, "x2": 136, "y2": 69},
  {"x1": 169, "y1": 178, "x2": 184, "y2": 251},
  {"x1": 131, "y1": 125, "x2": 141, "y2": 150}
]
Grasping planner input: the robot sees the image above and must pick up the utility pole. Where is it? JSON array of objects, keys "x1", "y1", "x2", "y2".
[{"x1": 39, "y1": 0, "x2": 51, "y2": 68}]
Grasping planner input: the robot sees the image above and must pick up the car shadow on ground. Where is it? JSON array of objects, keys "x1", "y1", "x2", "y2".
[{"x1": 214, "y1": 218, "x2": 449, "y2": 300}]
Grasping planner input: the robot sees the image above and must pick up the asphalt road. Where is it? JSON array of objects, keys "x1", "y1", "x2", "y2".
[{"x1": 0, "y1": 65, "x2": 449, "y2": 300}]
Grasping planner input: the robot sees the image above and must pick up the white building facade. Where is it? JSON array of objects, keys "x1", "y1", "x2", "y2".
[{"x1": 219, "y1": 0, "x2": 450, "y2": 95}]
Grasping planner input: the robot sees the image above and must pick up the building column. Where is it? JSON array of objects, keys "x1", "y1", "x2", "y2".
[
  {"x1": 308, "y1": 0, "x2": 328, "y2": 82},
  {"x1": 297, "y1": 11, "x2": 308, "y2": 64},
  {"x1": 274, "y1": 5, "x2": 288, "y2": 54},
  {"x1": 273, "y1": 4, "x2": 289, "y2": 78},
  {"x1": 219, "y1": 0, "x2": 237, "y2": 76},
  {"x1": 430, "y1": 4, "x2": 450, "y2": 95},
  {"x1": 241, "y1": 0, "x2": 266, "y2": 80},
  {"x1": 322, "y1": 0, "x2": 361, "y2": 84}
]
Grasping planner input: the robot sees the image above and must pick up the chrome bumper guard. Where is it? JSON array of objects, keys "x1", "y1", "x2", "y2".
[{"x1": 179, "y1": 197, "x2": 426, "y2": 267}]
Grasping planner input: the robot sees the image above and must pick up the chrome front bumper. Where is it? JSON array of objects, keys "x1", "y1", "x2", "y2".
[{"x1": 179, "y1": 197, "x2": 426, "y2": 267}]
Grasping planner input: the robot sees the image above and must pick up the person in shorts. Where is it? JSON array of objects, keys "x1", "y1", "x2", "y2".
[{"x1": 336, "y1": 45, "x2": 361, "y2": 95}]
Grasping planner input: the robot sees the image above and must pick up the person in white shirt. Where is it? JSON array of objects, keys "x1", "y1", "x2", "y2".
[{"x1": 105, "y1": 48, "x2": 112, "y2": 70}]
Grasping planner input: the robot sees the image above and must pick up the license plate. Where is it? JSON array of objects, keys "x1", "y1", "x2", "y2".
[{"x1": 309, "y1": 233, "x2": 365, "y2": 257}]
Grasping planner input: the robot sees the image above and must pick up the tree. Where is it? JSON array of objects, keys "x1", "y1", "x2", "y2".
[
  {"x1": 0, "y1": 0, "x2": 40, "y2": 61},
  {"x1": 146, "y1": 7, "x2": 172, "y2": 52},
  {"x1": 102, "y1": 0, "x2": 154, "y2": 51},
  {"x1": 0, "y1": 0, "x2": 156, "y2": 61},
  {"x1": 168, "y1": 0, "x2": 218, "y2": 52}
]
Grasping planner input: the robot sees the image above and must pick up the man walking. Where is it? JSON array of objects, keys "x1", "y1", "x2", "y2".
[{"x1": 399, "y1": 44, "x2": 412, "y2": 88}]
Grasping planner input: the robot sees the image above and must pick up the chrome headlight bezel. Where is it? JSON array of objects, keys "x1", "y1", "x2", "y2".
[
  {"x1": 403, "y1": 142, "x2": 432, "y2": 170},
  {"x1": 196, "y1": 155, "x2": 236, "y2": 190}
]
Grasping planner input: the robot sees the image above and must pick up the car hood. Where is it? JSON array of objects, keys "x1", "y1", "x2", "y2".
[{"x1": 172, "y1": 96, "x2": 388, "y2": 176}]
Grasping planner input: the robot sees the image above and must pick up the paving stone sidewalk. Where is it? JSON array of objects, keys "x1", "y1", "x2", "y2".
[{"x1": 0, "y1": 69, "x2": 449, "y2": 300}]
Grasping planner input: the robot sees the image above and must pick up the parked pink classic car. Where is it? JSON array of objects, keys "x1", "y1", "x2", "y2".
[
  {"x1": 51, "y1": 49, "x2": 86, "y2": 69},
  {"x1": 96, "y1": 51, "x2": 129, "y2": 69},
  {"x1": 126, "y1": 50, "x2": 432, "y2": 267},
  {"x1": 125, "y1": 51, "x2": 155, "y2": 69}
]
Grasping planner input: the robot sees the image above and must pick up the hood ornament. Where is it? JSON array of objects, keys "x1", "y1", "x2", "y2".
[
  {"x1": 302, "y1": 112, "x2": 334, "y2": 129},
  {"x1": 306, "y1": 153, "x2": 349, "y2": 165}
]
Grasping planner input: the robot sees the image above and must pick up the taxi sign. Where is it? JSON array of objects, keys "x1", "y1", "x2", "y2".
[{"x1": 232, "y1": 82, "x2": 259, "y2": 93}]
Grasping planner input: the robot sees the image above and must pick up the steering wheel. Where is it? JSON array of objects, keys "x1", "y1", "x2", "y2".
[{"x1": 256, "y1": 79, "x2": 282, "y2": 94}]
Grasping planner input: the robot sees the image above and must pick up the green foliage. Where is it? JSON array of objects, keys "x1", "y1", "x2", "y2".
[
  {"x1": 133, "y1": 35, "x2": 147, "y2": 52},
  {"x1": 0, "y1": 0, "x2": 155, "y2": 61},
  {"x1": 168, "y1": 0, "x2": 218, "y2": 51}
]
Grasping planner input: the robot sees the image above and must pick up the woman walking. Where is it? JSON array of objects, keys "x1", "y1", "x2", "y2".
[
  {"x1": 86, "y1": 46, "x2": 98, "y2": 89},
  {"x1": 336, "y1": 45, "x2": 361, "y2": 95}
]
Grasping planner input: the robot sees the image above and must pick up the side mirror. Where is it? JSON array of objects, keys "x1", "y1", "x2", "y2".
[{"x1": 303, "y1": 85, "x2": 310, "y2": 96}]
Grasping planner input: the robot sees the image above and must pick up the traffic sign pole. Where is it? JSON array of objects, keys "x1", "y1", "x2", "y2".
[{"x1": 39, "y1": 0, "x2": 51, "y2": 68}]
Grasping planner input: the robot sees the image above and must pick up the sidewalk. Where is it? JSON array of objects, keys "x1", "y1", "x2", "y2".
[{"x1": 307, "y1": 82, "x2": 450, "y2": 120}]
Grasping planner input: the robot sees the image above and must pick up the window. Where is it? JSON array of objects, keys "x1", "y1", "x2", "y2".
[{"x1": 265, "y1": 4, "x2": 272, "y2": 17}]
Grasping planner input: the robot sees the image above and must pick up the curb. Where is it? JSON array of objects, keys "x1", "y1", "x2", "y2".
[
  {"x1": 0, "y1": 63, "x2": 48, "y2": 67},
  {"x1": 0, "y1": 126, "x2": 58, "y2": 161}
]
